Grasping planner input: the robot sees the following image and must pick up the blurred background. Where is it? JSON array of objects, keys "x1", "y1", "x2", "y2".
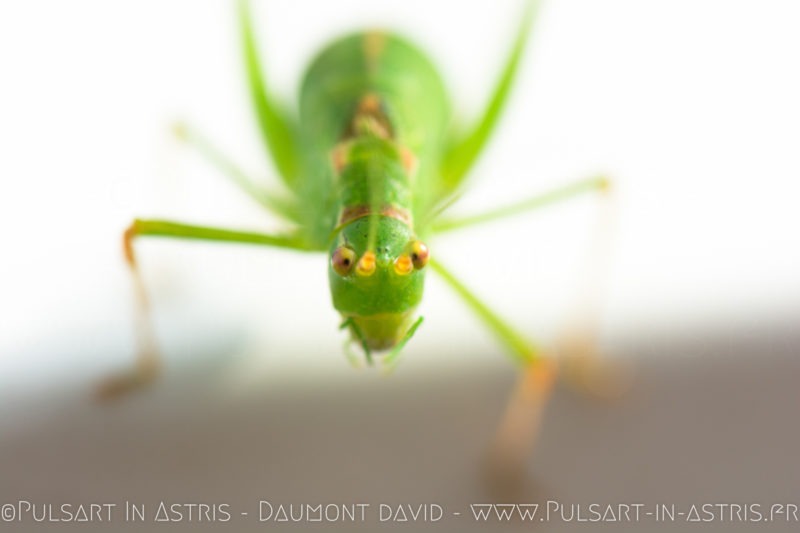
[{"x1": 0, "y1": 0, "x2": 798, "y2": 531}]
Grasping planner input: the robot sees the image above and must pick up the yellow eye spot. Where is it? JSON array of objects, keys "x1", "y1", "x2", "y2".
[
  {"x1": 356, "y1": 251, "x2": 376, "y2": 276},
  {"x1": 410, "y1": 241, "x2": 429, "y2": 269},
  {"x1": 331, "y1": 247, "x2": 356, "y2": 276},
  {"x1": 394, "y1": 254, "x2": 413, "y2": 275}
]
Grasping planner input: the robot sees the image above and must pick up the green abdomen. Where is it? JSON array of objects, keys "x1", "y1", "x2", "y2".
[{"x1": 300, "y1": 32, "x2": 450, "y2": 152}]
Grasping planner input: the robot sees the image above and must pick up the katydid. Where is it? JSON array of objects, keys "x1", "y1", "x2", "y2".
[{"x1": 103, "y1": 0, "x2": 612, "y2": 476}]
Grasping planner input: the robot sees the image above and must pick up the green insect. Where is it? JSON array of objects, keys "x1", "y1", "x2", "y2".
[{"x1": 103, "y1": 0, "x2": 610, "y2": 463}]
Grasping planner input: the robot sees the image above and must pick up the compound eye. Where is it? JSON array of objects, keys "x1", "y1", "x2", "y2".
[
  {"x1": 331, "y1": 247, "x2": 357, "y2": 276},
  {"x1": 410, "y1": 241, "x2": 429, "y2": 270}
]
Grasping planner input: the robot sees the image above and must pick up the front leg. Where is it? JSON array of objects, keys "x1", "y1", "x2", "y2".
[{"x1": 96, "y1": 219, "x2": 311, "y2": 401}]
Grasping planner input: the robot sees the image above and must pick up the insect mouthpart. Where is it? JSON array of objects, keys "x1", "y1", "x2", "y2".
[{"x1": 346, "y1": 311, "x2": 416, "y2": 352}]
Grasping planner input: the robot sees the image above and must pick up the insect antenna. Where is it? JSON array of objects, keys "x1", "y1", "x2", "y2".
[{"x1": 365, "y1": 154, "x2": 384, "y2": 254}]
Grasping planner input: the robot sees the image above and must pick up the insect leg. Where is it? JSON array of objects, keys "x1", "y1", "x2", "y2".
[
  {"x1": 556, "y1": 184, "x2": 630, "y2": 400},
  {"x1": 432, "y1": 175, "x2": 609, "y2": 234},
  {"x1": 172, "y1": 122, "x2": 299, "y2": 222},
  {"x1": 430, "y1": 258, "x2": 537, "y2": 365},
  {"x1": 123, "y1": 219, "x2": 309, "y2": 251},
  {"x1": 239, "y1": 0, "x2": 301, "y2": 189},
  {"x1": 339, "y1": 317, "x2": 373, "y2": 366},
  {"x1": 96, "y1": 219, "x2": 311, "y2": 401},
  {"x1": 383, "y1": 316, "x2": 424, "y2": 370},
  {"x1": 429, "y1": 258, "x2": 556, "y2": 483},
  {"x1": 441, "y1": 0, "x2": 540, "y2": 189}
]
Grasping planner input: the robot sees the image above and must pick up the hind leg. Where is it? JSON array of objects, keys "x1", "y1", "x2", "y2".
[{"x1": 556, "y1": 181, "x2": 630, "y2": 401}]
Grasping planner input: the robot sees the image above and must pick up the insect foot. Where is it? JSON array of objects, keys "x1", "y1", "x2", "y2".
[
  {"x1": 482, "y1": 357, "x2": 558, "y2": 497},
  {"x1": 557, "y1": 333, "x2": 632, "y2": 402},
  {"x1": 94, "y1": 353, "x2": 160, "y2": 402}
]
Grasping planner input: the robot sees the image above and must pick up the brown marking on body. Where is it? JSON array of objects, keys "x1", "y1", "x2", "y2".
[
  {"x1": 354, "y1": 115, "x2": 391, "y2": 139},
  {"x1": 331, "y1": 142, "x2": 351, "y2": 173},
  {"x1": 338, "y1": 204, "x2": 413, "y2": 227},
  {"x1": 342, "y1": 92, "x2": 394, "y2": 140},
  {"x1": 400, "y1": 147, "x2": 418, "y2": 176},
  {"x1": 358, "y1": 92, "x2": 381, "y2": 114}
]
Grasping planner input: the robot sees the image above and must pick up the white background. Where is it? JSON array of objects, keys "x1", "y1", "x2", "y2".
[{"x1": 1, "y1": 0, "x2": 799, "y2": 392}]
